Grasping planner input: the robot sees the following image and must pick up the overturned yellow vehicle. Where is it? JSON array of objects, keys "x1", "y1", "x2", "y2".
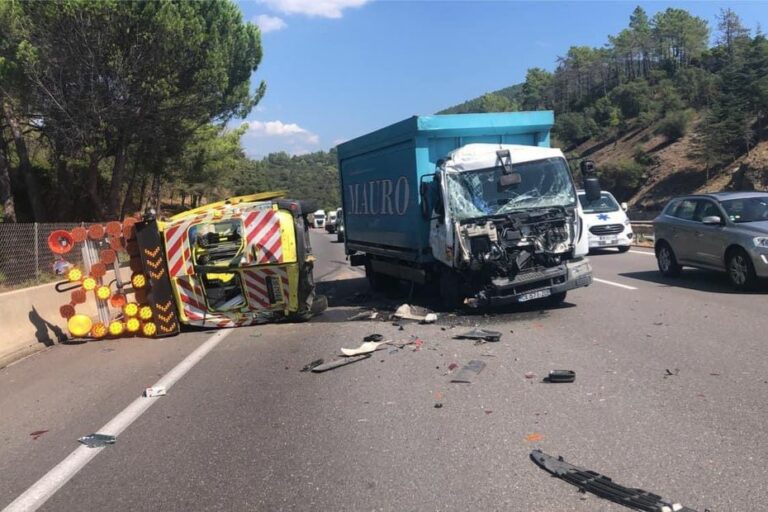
[{"x1": 50, "y1": 192, "x2": 322, "y2": 339}]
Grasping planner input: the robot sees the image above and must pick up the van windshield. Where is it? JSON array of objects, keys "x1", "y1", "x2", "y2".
[
  {"x1": 445, "y1": 157, "x2": 576, "y2": 220},
  {"x1": 579, "y1": 192, "x2": 620, "y2": 214}
]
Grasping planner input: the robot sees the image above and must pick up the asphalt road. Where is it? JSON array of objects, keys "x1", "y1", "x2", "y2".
[{"x1": 1, "y1": 231, "x2": 767, "y2": 511}]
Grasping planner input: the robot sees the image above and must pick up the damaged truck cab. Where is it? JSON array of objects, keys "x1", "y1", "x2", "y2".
[{"x1": 337, "y1": 112, "x2": 594, "y2": 308}]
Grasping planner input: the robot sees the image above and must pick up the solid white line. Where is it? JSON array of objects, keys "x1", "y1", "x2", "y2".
[
  {"x1": 593, "y1": 277, "x2": 638, "y2": 290},
  {"x1": 3, "y1": 329, "x2": 233, "y2": 512},
  {"x1": 629, "y1": 250, "x2": 655, "y2": 256}
]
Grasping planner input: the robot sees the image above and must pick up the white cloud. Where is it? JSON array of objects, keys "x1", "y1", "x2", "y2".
[
  {"x1": 332, "y1": 138, "x2": 348, "y2": 147},
  {"x1": 258, "y1": 0, "x2": 369, "y2": 19},
  {"x1": 241, "y1": 120, "x2": 321, "y2": 157},
  {"x1": 253, "y1": 14, "x2": 287, "y2": 33}
]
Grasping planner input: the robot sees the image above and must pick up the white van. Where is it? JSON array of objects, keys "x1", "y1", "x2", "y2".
[
  {"x1": 325, "y1": 210, "x2": 338, "y2": 233},
  {"x1": 312, "y1": 209, "x2": 326, "y2": 229},
  {"x1": 577, "y1": 190, "x2": 633, "y2": 252}
]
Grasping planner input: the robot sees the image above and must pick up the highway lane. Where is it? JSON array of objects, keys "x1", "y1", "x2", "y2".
[{"x1": 2, "y1": 231, "x2": 768, "y2": 511}]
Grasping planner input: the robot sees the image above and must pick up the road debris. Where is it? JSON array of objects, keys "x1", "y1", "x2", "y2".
[
  {"x1": 78, "y1": 433, "x2": 116, "y2": 448},
  {"x1": 301, "y1": 359, "x2": 324, "y2": 372},
  {"x1": 347, "y1": 309, "x2": 379, "y2": 321},
  {"x1": 664, "y1": 368, "x2": 680, "y2": 378},
  {"x1": 452, "y1": 328, "x2": 502, "y2": 343},
  {"x1": 530, "y1": 450, "x2": 699, "y2": 511},
  {"x1": 525, "y1": 433, "x2": 544, "y2": 442},
  {"x1": 311, "y1": 354, "x2": 372, "y2": 373},
  {"x1": 363, "y1": 334, "x2": 384, "y2": 342},
  {"x1": 543, "y1": 370, "x2": 576, "y2": 383},
  {"x1": 143, "y1": 386, "x2": 167, "y2": 397},
  {"x1": 524, "y1": 372, "x2": 537, "y2": 379},
  {"x1": 448, "y1": 362, "x2": 459, "y2": 371},
  {"x1": 394, "y1": 304, "x2": 437, "y2": 323},
  {"x1": 434, "y1": 403, "x2": 443, "y2": 409},
  {"x1": 29, "y1": 430, "x2": 49, "y2": 440},
  {"x1": 450, "y1": 360, "x2": 486, "y2": 383},
  {"x1": 341, "y1": 341, "x2": 387, "y2": 356}
]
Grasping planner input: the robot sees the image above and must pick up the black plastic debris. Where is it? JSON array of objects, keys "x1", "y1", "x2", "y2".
[
  {"x1": 78, "y1": 433, "x2": 116, "y2": 448},
  {"x1": 453, "y1": 328, "x2": 502, "y2": 343},
  {"x1": 363, "y1": 334, "x2": 384, "y2": 342},
  {"x1": 543, "y1": 370, "x2": 576, "y2": 383},
  {"x1": 451, "y1": 360, "x2": 486, "y2": 383},
  {"x1": 300, "y1": 359, "x2": 324, "y2": 372},
  {"x1": 311, "y1": 354, "x2": 371, "y2": 373},
  {"x1": 530, "y1": 450, "x2": 699, "y2": 512}
]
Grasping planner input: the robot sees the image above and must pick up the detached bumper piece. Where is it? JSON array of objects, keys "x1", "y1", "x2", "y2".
[{"x1": 530, "y1": 450, "x2": 698, "y2": 512}]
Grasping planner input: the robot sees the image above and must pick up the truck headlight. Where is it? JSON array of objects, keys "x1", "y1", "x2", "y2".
[{"x1": 753, "y1": 237, "x2": 768, "y2": 248}]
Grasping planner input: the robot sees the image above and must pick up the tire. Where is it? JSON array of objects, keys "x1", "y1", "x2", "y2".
[
  {"x1": 617, "y1": 245, "x2": 630, "y2": 253},
  {"x1": 543, "y1": 291, "x2": 567, "y2": 306},
  {"x1": 656, "y1": 242, "x2": 681, "y2": 277},
  {"x1": 439, "y1": 268, "x2": 463, "y2": 311},
  {"x1": 727, "y1": 248, "x2": 757, "y2": 291},
  {"x1": 337, "y1": 231, "x2": 344, "y2": 243},
  {"x1": 365, "y1": 260, "x2": 393, "y2": 292}
]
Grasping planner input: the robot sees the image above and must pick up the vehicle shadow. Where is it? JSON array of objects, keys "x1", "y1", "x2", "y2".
[
  {"x1": 619, "y1": 269, "x2": 768, "y2": 295},
  {"x1": 588, "y1": 248, "x2": 631, "y2": 256}
]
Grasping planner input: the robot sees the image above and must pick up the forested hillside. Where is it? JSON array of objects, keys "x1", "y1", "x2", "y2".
[{"x1": 439, "y1": 6, "x2": 768, "y2": 212}]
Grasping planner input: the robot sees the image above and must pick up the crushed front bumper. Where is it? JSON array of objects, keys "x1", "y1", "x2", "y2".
[{"x1": 470, "y1": 258, "x2": 593, "y2": 307}]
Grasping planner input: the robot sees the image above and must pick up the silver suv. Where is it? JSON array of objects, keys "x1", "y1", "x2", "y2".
[{"x1": 654, "y1": 192, "x2": 768, "y2": 290}]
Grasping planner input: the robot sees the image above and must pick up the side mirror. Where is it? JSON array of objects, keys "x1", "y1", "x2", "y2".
[
  {"x1": 701, "y1": 215, "x2": 723, "y2": 225},
  {"x1": 621, "y1": 202, "x2": 628, "y2": 211},
  {"x1": 584, "y1": 176, "x2": 601, "y2": 203}
]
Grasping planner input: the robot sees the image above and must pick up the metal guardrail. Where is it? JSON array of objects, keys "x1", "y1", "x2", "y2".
[
  {"x1": 0, "y1": 223, "x2": 84, "y2": 292},
  {"x1": 630, "y1": 221, "x2": 654, "y2": 244}
]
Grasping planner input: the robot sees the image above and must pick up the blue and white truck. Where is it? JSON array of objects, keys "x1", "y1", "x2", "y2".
[{"x1": 336, "y1": 112, "x2": 595, "y2": 308}]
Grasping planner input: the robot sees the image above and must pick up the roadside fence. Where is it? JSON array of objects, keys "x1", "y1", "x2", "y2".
[{"x1": 0, "y1": 223, "x2": 84, "y2": 292}]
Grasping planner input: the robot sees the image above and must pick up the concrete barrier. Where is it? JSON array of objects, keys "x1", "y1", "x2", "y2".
[{"x1": 0, "y1": 280, "x2": 99, "y2": 369}]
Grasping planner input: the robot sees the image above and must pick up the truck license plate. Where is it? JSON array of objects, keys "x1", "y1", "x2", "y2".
[{"x1": 518, "y1": 289, "x2": 551, "y2": 302}]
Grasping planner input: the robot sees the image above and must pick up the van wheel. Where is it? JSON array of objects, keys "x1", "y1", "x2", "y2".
[
  {"x1": 439, "y1": 269, "x2": 463, "y2": 310},
  {"x1": 617, "y1": 245, "x2": 630, "y2": 253},
  {"x1": 727, "y1": 248, "x2": 757, "y2": 291},
  {"x1": 656, "y1": 242, "x2": 681, "y2": 277}
]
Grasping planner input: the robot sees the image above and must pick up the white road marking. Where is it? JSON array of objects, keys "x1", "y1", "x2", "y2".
[
  {"x1": 3, "y1": 329, "x2": 233, "y2": 512},
  {"x1": 593, "y1": 278, "x2": 638, "y2": 290},
  {"x1": 629, "y1": 250, "x2": 655, "y2": 256}
]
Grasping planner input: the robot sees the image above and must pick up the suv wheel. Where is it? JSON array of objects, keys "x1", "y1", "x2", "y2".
[
  {"x1": 656, "y1": 242, "x2": 681, "y2": 277},
  {"x1": 727, "y1": 248, "x2": 757, "y2": 291}
]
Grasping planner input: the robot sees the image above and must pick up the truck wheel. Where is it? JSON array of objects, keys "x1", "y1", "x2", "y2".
[
  {"x1": 365, "y1": 261, "x2": 393, "y2": 292},
  {"x1": 727, "y1": 248, "x2": 757, "y2": 291},
  {"x1": 544, "y1": 291, "x2": 567, "y2": 306},
  {"x1": 439, "y1": 269, "x2": 463, "y2": 310}
]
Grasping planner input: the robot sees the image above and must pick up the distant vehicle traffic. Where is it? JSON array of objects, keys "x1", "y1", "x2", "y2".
[
  {"x1": 337, "y1": 112, "x2": 596, "y2": 309},
  {"x1": 578, "y1": 190, "x2": 633, "y2": 252},
  {"x1": 312, "y1": 209, "x2": 326, "y2": 228},
  {"x1": 654, "y1": 192, "x2": 768, "y2": 290},
  {"x1": 335, "y1": 208, "x2": 345, "y2": 242},
  {"x1": 325, "y1": 209, "x2": 338, "y2": 233}
]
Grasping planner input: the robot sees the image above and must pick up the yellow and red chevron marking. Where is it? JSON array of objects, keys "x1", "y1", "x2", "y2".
[
  {"x1": 242, "y1": 267, "x2": 290, "y2": 310},
  {"x1": 243, "y1": 208, "x2": 283, "y2": 265},
  {"x1": 164, "y1": 216, "x2": 206, "y2": 278},
  {"x1": 175, "y1": 276, "x2": 209, "y2": 321}
]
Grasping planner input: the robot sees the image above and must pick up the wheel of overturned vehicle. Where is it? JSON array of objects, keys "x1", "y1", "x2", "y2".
[
  {"x1": 656, "y1": 242, "x2": 681, "y2": 277},
  {"x1": 727, "y1": 248, "x2": 757, "y2": 291},
  {"x1": 439, "y1": 269, "x2": 462, "y2": 311},
  {"x1": 617, "y1": 245, "x2": 630, "y2": 253}
]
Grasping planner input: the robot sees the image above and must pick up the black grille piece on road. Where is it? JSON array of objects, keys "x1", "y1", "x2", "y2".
[{"x1": 590, "y1": 224, "x2": 623, "y2": 236}]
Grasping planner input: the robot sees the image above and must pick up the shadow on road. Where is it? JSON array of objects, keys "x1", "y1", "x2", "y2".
[
  {"x1": 28, "y1": 307, "x2": 67, "y2": 347},
  {"x1": 619, "y1": 269, "x2": 768, "y2": 295}
]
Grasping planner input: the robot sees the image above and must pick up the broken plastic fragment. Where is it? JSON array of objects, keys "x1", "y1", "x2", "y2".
[
  {"x1": 143, "y1": 386, "x2": 167, "y2": 397},
  {"x1": 311, "y1": 354, "x2": 372, "y2": 373},
  {"x1": 347, "y1": 310, "x2": 378, "y2": 321},
  {"x1": 453, "y1": 328, "x2": 502, "y2": 342},
  {"x1": 394, "y1": 304, "x2": 437, "y2": 322},
  {"x1": 450, "y1": 360, "x2": 486, "y2": 383},
  {"x1": 301, "y1": 359, "x2": 324, "y2": 372},
  {"x1": 525, "y1": 433, "x2": 544, "y2": 442},
  {"x1": 30, "y1": 430, "x2": 49, "y2": 440},
  {"x1": 363, "y1": 334, "x2": 384, "y2": 342},
  {"x1": 78, "y1": 433, "x2": 116, "y2": 448},
  {"x1": 340, "y1": 341, "x2": 386, "y2": 356},
  {"x1": 530, "y1": 450, "x2": 699, "y2": 511},
  {"x1": 544, "y1": 370, "x2": 575, "y2": 383}
]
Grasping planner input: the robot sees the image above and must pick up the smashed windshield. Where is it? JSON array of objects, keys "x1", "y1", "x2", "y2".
[
  {"x1": 720, "y1": 196, "x2": 768, "y2": 223},
  {"x1": 445, "y1": 157, "x2": 576, "y2": 220},
  {"x1": 579, "y1": 192, "x2": 620, "y2": 213}
]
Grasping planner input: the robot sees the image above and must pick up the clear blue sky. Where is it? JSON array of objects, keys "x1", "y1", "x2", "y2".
[{"x1": 235, "y1": 1, "x2": 768, "y2": 158}]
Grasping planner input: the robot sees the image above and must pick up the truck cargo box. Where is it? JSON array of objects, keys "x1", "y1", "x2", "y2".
[{"x1": 337, "y1": 112, "x2": 554, "y2": 262}]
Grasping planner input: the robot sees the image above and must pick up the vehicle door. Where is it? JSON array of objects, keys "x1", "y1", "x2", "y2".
[
  {"x1": 667, "y1": 198, "x2": 699, "y2": 264},
  {"x1": 428, "y1": 171, "x2": 453, "y2": 267},
  {"x1": 690, "y1": 199, "x2": 729, "y2": 269}
]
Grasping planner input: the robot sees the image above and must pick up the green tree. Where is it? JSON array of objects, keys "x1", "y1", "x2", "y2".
[
  {"x1": 652, "y1": 8, "x2": 709, "y2": 68},
  {"x1": 521, "y1": 68, "x2": 553, "y2": 110}
]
